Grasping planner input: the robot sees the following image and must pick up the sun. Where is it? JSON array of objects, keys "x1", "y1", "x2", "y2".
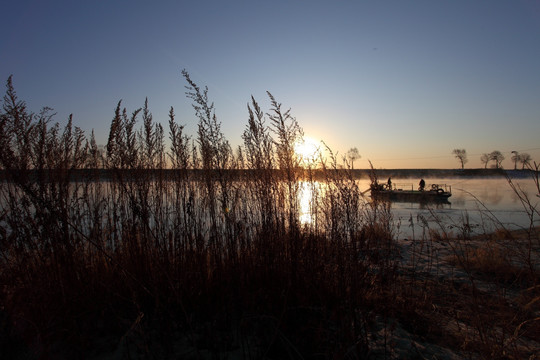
[{"x1": 294, "y1": 137, "x2": 321, "y2": 164}]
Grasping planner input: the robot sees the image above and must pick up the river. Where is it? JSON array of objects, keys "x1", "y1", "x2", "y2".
[
  {"x1": 296, "y1": 175, "x2": 539, "y2": 239},
  {"x1": 362, "y1": 176, "x2": 539, "y2": 239}
]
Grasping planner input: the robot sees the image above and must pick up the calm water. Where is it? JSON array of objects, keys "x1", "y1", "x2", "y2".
[
  {"x1": 359, "y1": 177, "x2": 539, "y2": 239},
  {"x1": 2, "y1": 174, "x2": 537, "y2": 241},
  {"x1": 297, "y1": 176, "x2": 539, "y2": 239}
]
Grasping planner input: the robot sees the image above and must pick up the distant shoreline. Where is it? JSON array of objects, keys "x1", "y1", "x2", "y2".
[
  {"x1": 352, "y1": 168, "x2": 532, "y2": 179},
  {"x1": 0, "y1": 168, "x2": 535, "y2": 182}
]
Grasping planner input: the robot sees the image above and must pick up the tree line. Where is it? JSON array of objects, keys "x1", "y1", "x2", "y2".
[{"x1": 452, "y1": 148, "x2": 533, "y2": 170}]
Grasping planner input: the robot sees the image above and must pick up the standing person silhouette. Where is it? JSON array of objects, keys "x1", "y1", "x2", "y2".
[
  {"x1": 387, "y1": 177, "x2": 392, "y2": 190},
  {"x1": 419, "y1": 178, "x2": 425, "y2": 191}
]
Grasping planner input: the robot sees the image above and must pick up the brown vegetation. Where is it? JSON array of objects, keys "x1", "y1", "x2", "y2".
[{"x1": 0, "y1": 74, "x2": 539, "y2": 359}]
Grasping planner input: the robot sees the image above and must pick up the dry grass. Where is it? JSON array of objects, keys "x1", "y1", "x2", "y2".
[
  {"x1": 1, "y1": 74, "x2": 539, "y2": 359},
  {"x1": 458, "y1": 244, "x2": 521, "y2": 282}
]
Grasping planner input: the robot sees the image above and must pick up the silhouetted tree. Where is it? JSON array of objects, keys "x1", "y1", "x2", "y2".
[
  {"x1": 346, "y1": 147, "x2": 361, "y2": 169},
  {"x1": 489, "y1": 150, "x2": 505, "y2": 169},
  {"x1": 519, "y1": 153, "x2": 532, "y2": 170},
  {"x1": 452, "y1": 149, "x2": 468, "y2": 169},
  {"x1": 511, "y1": 151, "x2": 519, "y2": 170},
  {"x1": 480, "y1": 153, "x2": 490, "y2": 169}
]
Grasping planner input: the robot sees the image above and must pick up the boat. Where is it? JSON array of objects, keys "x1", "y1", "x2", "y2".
[{"x1": 370, "y1": 182, "x2": 452, "y2": 202}]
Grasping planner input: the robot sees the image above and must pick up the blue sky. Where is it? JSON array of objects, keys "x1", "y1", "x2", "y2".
[{"x1": 2, "y1": 0, "x2": 540, "y2": 168}]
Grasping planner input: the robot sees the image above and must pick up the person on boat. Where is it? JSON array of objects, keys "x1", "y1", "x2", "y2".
[
  {"x1": 387, "y1": 177, "x2": 392, "y2": 190},
  {"x1": 419, "y1": 178, "x2": 425, "y2": 191}
]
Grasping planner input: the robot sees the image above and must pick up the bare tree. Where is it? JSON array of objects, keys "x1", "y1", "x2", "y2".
[
  {"x1": 519, "y1": 153, "x2": 532, "y2": 170},
  {"x1": 346, "y1": 147, "x2": 361, "y2": 169},
  {"x1": 480, "y1": 153, "x2": 490, "y2": 169},
  {"x1": 511, "y1": 151, "x2": 519, "y2": 170},
  {"x1": 489, "y1": 150, "x2": 505, "y2": 169},
  {"x1": 452, "y1": 149, "x2": 468, "y2": 169}
]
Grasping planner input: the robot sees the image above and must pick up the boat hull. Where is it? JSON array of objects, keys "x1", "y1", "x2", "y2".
[{"x1": 371, "y1": 189, "x2": 451, "y2": 203}]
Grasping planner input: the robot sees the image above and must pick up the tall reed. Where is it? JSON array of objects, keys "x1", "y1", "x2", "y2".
[{"x1": 1, "y1": 73, "x2": 538, "y2": 359}]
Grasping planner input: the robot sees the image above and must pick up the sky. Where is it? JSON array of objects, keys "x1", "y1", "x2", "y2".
[{"x1": 2, "y1": 0, "x2": 540, "y2": 169}]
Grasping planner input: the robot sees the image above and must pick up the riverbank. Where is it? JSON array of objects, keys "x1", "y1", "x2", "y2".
[
  {"x1": 388, "y1": 225, "x2": 540, "y2": 358},
  {"x1": 3, "y1": 226, "x2": 538, "y2": 360}
]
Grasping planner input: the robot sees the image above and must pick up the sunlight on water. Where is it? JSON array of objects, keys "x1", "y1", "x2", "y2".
[
  {"x1": 294, "y1": 177, "x2": 539, "y2": 236},
  {"x1": 299, "y1": 181, "x2": 314, "y2": 224}
]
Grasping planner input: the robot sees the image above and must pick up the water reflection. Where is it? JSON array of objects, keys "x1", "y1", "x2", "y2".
[
  {"x1": 299, "y1": 181, "x2": 313, "y2": 224},
  {"x1": 477, "y1": 185, "x2": 504, "y2": 205},
  {"x1": 284, "y1": 177, "x2": 536, "y2": 235},
  {"x1": 376, "y1": 177, "x2": 539, "y2": 237},
  {"x1": 378, "y1": 196, "x2": 452, "y2": 209},
  {"x1": 298, "y1": 181, "x2": 320, "y2": 225}
]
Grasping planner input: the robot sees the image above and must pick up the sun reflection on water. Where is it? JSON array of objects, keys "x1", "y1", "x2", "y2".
[
  {"x1": 299, "y1": 182, "x2": 313, "y2": 224},
  {"x1": 298, "y1": 181, "x2": 324, "y2": 225}
]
